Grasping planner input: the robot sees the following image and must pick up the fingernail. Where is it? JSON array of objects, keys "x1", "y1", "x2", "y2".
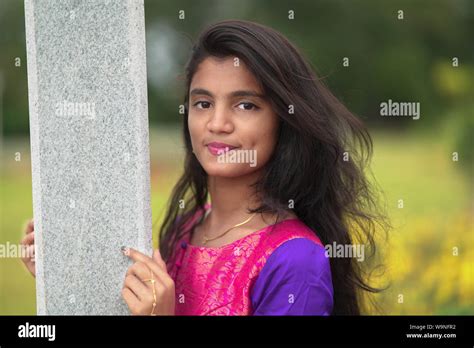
[{"x1": 121, "y1": 246, "x2": 130, "y2": 256}]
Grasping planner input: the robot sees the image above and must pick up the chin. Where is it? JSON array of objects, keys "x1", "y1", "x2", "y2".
[{"x1": 202, "y1": 162, "x2": 260, "y2": 178}]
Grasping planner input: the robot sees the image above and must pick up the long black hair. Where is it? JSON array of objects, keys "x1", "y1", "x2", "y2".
[{"x1": 159, "y1": 19, "x2": 389, "y2": 315}]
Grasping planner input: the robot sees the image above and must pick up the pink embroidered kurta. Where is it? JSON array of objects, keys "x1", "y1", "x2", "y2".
[{"x1": 167, "y1": 207, "x2": 331, "y2": 315}]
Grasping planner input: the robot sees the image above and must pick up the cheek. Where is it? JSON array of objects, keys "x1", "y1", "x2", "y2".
[
  {"x1": 187, "y1": 114, "x2": 203, "y2": 147},
  {"x1": 247, "y1": 115, "x2": 279, "y2": 164}
]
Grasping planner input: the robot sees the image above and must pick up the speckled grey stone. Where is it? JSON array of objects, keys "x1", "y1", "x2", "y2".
[{"x1": 24, "y1": 0, "x2": 152, "y2": 315}]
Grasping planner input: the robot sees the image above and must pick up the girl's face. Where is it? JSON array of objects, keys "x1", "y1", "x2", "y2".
[{"x1": 188, "y1": 56, "x2": 279, "y2": 178}]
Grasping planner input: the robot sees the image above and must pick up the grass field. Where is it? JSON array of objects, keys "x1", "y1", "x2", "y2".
[{"x1": 0, "y1": 126, "x2": 472, "y2": 314}]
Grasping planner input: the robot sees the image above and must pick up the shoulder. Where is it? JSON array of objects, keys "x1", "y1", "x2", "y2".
[
  {"x1": 262, "y1": 238, "x2": 330, "y2": 284},
  {"x1": 250, "y1": 238, "x2": 334, "y2": 315}
]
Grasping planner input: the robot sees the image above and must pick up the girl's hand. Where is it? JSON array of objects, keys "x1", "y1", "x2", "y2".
[
  {"x1": 20, "y1": 219, "x2": 36, "y2": 277},
  {"x1": 121, "y1": 247, "x2": 175, "y2": 316}
]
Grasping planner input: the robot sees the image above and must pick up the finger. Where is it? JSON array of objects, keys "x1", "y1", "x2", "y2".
[
  {"x1": 124, "y1": 247, "x2": 153, "y2": 265},
  {"x1": 125, "y1": 262, "x2": 166, "y2": 294},
  {"x1": 21, "y1": 231, "x2": 35, "y2": 246},
  {"x1": 27, "y1": 244, "x2": 35, "y2": 260},
  {"x1": 124, "y1": 247, "x2": 165, "y2": 280},
  {"x1": 24, "y1": 244, "x2": 35, "y2": 256},
  {"x1": 122, "y1": 287, "x2": 141, "y2": 311},
  {"x1": 153, "y1": 249, "x2": 167, "y2": 270},
  {"x1": 24, "y1": 219, "x2": 34, "y2": 234},
  {"x1": 139, "y1": 255, "x2": 172, "y2": 290},
  {"x1": 126, "y1": 261, "x2": 152, "y2": 280},
  {"x1": 149, "y1": 250, "x2": 173, "y2": 288},
  {"x1": 124, "y1": 274, "x2": 151, "y2": 302},
  {"x1": 149, "y1": 261, "x2": 174, "y2": 289},
  {"x1": 20, "y1": 244, "x2": 34, "y2": 262}
]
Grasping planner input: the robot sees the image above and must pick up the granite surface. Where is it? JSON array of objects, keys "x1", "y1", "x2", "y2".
[{"x1": 24, "y1": 0, "x2": 152, "y2": 315}]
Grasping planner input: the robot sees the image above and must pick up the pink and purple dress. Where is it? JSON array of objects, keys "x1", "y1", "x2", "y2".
[{"x1": 166, "y1": 206, "x2": 333, "y2": 315}]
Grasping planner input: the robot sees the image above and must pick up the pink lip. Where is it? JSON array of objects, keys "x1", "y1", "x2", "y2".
[{"x1": 206, "y1": 142, "x2": 238, "y2": 156}]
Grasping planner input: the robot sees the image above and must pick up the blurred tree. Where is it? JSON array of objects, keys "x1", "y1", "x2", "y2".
[{"x1": 1, "y1": 0, "x2": 472, "y2": 134}]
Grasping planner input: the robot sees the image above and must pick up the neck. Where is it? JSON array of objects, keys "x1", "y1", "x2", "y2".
[{"x1": 206, "y1": 170, "x2": 262, "y2": 228}]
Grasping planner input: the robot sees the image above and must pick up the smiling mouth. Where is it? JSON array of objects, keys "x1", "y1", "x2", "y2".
[{"x1": 206, "y1": 142, "x2": 239, "y2": 156}]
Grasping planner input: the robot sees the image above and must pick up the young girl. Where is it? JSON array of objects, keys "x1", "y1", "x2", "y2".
[{"x1": 22, "y1": 20, "x2": 383, "y2": 316}]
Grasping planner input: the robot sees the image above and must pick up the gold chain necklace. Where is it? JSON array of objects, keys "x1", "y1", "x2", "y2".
[{"x1": 202, "y1": 209, "x2": 257, "y2": 245}]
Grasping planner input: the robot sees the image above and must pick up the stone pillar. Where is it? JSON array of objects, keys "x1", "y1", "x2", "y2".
[{"x1": 24, "y1": 0, "x2": 152, "y2": 315}]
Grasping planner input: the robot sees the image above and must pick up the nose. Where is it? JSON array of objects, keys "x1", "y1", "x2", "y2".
[{"x1": 206, "y1": 103, "x2": 234, "y2": 134}]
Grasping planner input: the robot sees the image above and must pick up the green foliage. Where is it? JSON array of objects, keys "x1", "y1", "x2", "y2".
[
  {"x1": 1, "y1": 0, "x2": 473, "y2": 134},
  {"x1": 454, "y1": 106, "x2": 474, "y2": 177}
]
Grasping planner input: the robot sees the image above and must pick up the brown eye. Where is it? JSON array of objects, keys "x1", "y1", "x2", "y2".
[
  {"x1": 237, "y1": 102, "x2": 259, "y2": 110},
  {"x1": 194, "y1": 101, "x2": 211, "y2": 109}
]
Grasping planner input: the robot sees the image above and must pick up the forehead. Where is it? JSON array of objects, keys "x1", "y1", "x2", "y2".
[{"x1": 190, "y1": 56, "x2": 263, "y2": 94}]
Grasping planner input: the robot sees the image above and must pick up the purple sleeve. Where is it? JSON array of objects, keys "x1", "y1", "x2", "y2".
[{"x1": 250, "y1": 238, "x2": 333, "y2": 315}]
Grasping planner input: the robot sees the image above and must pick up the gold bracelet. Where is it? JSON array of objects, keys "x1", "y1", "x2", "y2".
[{"x1": 142, "y1": 270, "x2": 157, "y2": 316}]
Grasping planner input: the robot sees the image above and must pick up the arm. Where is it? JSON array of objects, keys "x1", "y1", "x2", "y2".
[{"x1": 250, "y1": 238, "x2": 333, "y2": 315}]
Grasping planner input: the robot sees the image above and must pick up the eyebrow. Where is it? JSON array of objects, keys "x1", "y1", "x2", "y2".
[{"x1": 189, "y1": 88, "x2": 266, "y2": 99}]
